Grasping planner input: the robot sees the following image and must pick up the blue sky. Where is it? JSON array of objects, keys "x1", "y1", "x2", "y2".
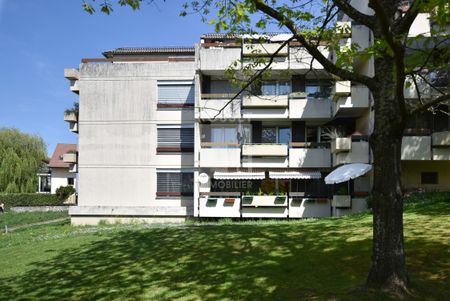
[{"x1": 0, "y1": 0, "x2": 211, "y2": 156}]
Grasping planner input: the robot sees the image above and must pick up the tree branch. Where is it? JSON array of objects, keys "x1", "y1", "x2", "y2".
[
  {"x1": 332, "y1": 0, "x2": 376, "y2": 29},
  {"x1": 251, "y1": 0, "x2": 376, "y2": 90},
  {"x1": 394, "y1": 0, "x2": 422, "y2": 35},
  {"x1": 410, "y1": 93, "x2": 450, "y2": 114}
]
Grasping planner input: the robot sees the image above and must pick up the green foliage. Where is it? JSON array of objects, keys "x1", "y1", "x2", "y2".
[
  {"x1": 0, "y1": 128, "x2": 47, "y2": 193},
  {"x1": 0, "y1": 193, "x2": 63, "y2": 209},
  {"x1": 64, "y1": 102, "x2": 79, "y2": 116},
  {"x1": 55, "y1": 186, "x2": 76, "y2": 201},
  {"x1": 0, "y1": 198, "x2": 448, "y2": 300},
  {"x1": 0, "y1": 211, "x2": 68, "y2": 228}
]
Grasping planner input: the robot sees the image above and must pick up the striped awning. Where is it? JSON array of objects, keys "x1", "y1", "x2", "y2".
[
  {"x1": 213, "y1": 171, "x2": 266, "y2": 180},
  {"x1": 269, "y1": 171, "x2": 322, "y2": 179}
]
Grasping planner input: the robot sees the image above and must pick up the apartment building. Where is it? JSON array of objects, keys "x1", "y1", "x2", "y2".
[{"x1": 64, "y1": 10, "x2": 449, "y2": 225}]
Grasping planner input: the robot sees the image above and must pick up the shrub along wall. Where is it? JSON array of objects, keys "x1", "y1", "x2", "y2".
[{"x1": 0, "y1": 193, "x2": 65, "y2": 209}]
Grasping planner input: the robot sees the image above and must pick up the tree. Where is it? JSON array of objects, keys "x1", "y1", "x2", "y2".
[
  {"x1": 82, "y1": 0, "x2": 449, "y2": 295},
  {"x1": 0, "y1": 128, "x2": 47, "y2": 193}
]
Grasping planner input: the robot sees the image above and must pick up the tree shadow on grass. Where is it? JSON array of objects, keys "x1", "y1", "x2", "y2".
[{"x1": 0, "y1": 221, "x2": 447, "y2": 301}]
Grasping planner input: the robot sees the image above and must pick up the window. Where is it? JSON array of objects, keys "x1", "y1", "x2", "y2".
[
  {"x1": 421, "y1": 172, "x2": 438, "y2": 185},
  {"x1": 262, "y1": 127, "x2": 277, "y2": 143},
  {"x1": 157, "y1": 80, "x2": 194, "y2": 108},
  {"x1": 261, "y1": 127, "x2": 291, "y2": 144},
  {"x1": 261, "y1": 80, "x2": 291, "y2": 96},
  {"x1": 156, "y1": 170, "x2": 194, "y2": 196},
  {"x1": 67, "y1": 178, "x2": 75, "y2": 185},
  {"x1": 306, "y1": 126, "x2": 319, "y2": 143},
  {"x1": 305, "y1": 80, "x2": 332, "y2": 100},
  {"x1": 157, "y1": 125, "x2": 194, "y2": 152},
  {"x1": 206, "y1": 125, "x2": 251, "y2": 147}
]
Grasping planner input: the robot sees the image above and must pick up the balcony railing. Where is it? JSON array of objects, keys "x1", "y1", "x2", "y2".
[
  {"x1": 333, "y1": 141, "x2": 370, "y2": 166},
  {"x1": 63, "y1": 153, "x2": 77, "y2": 164},
  {"x1": 432, "y1": 131, "x2": 450, "y2": 146},
  {"x1": 242, "y1": 95, "x2": 289, "y2": 108},
  {"x1": 331, "y1": 138, "x2": 352, "y2": 153},
  {"x1": 289, "y1": 144, "x2": 331, "y2": 168},
  {"x1": 199, "y1": 145, "x2": 241, "y2": 168},
  {"x1": 242, "y1": 143, "x2": 288, "y2": 156},
  {"x1": 242, "y1": 43, "x2": 288, "y2": 57},
  {"x1": 401, "y1": 136, "x2": 431, "y2": 160},
  {"x1": 199, "y1": 94, "x2": 241, "y2": 119}
]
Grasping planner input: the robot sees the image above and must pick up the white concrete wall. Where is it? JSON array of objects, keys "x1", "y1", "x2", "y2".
[
  {"x1": 51, "y1": 168, "x2": 76, "y2": 194},
  {"x1": 76, "y1": 61, "x2": 196, "y2": 214}
]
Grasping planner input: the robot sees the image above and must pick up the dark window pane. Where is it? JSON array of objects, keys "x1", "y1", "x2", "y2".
[
  {"x1": 421, "y1": 172, "x2": 438, "y2": 184},
  {"x1": 262, "y1": 127, "x2": 277, "y2": 143}
]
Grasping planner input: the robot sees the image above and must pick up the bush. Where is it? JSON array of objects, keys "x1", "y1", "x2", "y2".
[
  {"x1": 0, "y1": 193, "x2": 64, "y2": 209},
  {"x1": 55, "y1": 186, "x2": 76, "y2": 201}
]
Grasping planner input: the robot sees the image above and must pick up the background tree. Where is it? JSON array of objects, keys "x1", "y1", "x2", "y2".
[
  {"x1": 0, "y1": 128, "x2": 47, "y2": 193},
  {"x1": 82, "y1": 0, "x2": 450, "y2": 295}
]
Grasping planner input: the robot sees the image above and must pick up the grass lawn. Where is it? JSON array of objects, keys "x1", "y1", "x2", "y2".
[
  {"x1": 0, "y1": 211, "x2": 69, "y2": 229},
  {"x1": 0, "y1": 198, "x2": 448, "y2": 301}
]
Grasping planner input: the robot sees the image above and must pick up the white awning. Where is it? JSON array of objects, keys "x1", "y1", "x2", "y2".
[
  {"x1": 213, "y1": 171, "x2": 266, "y2": 180},
  {"x1": 325, "y1": 163, "x2": 372, "y2": 184},
  {"x1": 269, "y1": 171, "x2": 322, "y2": 179}
]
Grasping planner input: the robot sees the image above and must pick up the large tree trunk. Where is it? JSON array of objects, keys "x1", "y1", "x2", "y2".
[{"x1": 366, "y1": 57, "x2": 409, "y2": 294}]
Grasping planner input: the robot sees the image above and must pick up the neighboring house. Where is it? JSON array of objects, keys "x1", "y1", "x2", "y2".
[
  {"x1": 64, "y1": 6, "x2": 449, "y2": 224},
  {"x1": 37, "y1": 164, "x2": 51, "y2": 193},
  {"x1": 47, "y1": 143, "x2": 77, "y2": 194}
]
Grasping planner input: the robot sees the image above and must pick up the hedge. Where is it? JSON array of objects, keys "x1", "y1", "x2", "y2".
[{"x1": 0, "y1": 193, "x2": 66, "y2": 209}]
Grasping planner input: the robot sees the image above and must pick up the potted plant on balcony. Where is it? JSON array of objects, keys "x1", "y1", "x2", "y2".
[{"x1": 64, "y1": 102, "x2": 79, "y2": 122}]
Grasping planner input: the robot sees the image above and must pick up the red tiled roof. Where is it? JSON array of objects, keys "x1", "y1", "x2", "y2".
[{"x1": 48, "y1": 143, "x2": 77, "y2": 168}]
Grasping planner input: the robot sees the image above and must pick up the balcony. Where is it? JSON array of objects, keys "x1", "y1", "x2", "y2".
[
  {"x1": 401, "y1": 136, "x2": 431, "y2": 160},
  {"x1": 289, "y1": 144, "x2": 331, "y2": 168},
  {"x1": 333, "y1": 85, "x2": 370, "y2": 117},
  {"x1": 198, "y1": 94, "x2": 241, "y2": 119},
  {"x1": 288, "y1": 93, "x2": 332, "y2": 119},
  {"x1": 332, "y1": 81, "x2": 351, "y2": 99},
  {"x1": 241, "y1": 95, "x2": 289, "y2": 119},
  {"x1": 242, "y1": 144, "x2": 288, "y2": 157},
  {"x1": 199, "y1": 145, "x2": 241, "y2": 168},
  {"x1": 333, "y1": 141, "x2": 370, "y2": 166},
  {"x1": 432, "y1": 131, "x2": 450, "y2": 146},
  {"x1": 242, "y1": 95, "x2": 288, "y2": 108},
  {"x1": 64, "y1": 112, "x2": 78, "y2": 133},
  {"x1": 331, "y1": 137, "x2": 352, "y2": 153},
  {"x1": 241, "y1": 195, "x2": 288, "y2": 218},
  {"x1": 63, "y1": 152, "x2": 77, "y2": 164},
  {"x1": 332, "y1": 195, "x2": 351, "y2": 207},
  {"x1": 289, "y1": 46, "x2": 329, "y2": 70},
  {"x1": 198, "y1": 46, "x2": 241, "y2": 71},
  {"x1": 199, "y1": 193, "x2": 241, "y2": 218},
  {"x1": 64, "y1": 68, "x2": 80, "y2": 94}
]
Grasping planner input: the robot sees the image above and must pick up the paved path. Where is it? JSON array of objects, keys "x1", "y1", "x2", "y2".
[{"x1": 3, "y1": 217, "x2": 69, "y2": 233}]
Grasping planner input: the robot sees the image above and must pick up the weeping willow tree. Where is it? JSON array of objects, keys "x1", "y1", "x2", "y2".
[{"x1": 0, "y1": 128, "x2": 47, "y2": 193}]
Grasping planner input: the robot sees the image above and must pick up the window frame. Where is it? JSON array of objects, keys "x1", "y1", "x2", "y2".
[
  {"x1": 156, "y1": 169, "x2": 194, "y2": 197},
  {"x1": 157, "y1": 124, "x2": 194, "y2": 153},
  {"x1": 157, "y1": 80, "x2": 195, "y2": 109}
]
